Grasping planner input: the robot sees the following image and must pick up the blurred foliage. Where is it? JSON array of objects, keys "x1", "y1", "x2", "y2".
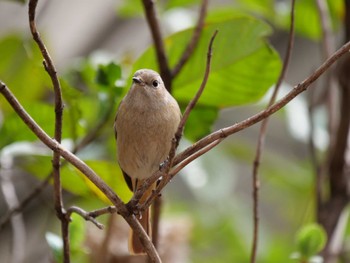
[
  {"x1": 46, "y1": 214, "x2": 89, "y2": 263},
  {"x1": 237, "y1": 0, "x2": 343, "y2": 40},
  {"x1": 117, "y1": 0, "x2": 200, "y2": 17},
  {"x1": 0, "y1": 0, "x2": 348, "y2": 262},
  {"x1": 69, "y1": 213, "x2": 90, "y2": 263},
  {"x1": 293, "y1": 223, "x2": 327, "y2": 262}
]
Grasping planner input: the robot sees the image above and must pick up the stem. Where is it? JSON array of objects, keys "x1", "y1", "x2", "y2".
[{"x1": 250, "y1": 1, "x2": 296, "y2": 262}]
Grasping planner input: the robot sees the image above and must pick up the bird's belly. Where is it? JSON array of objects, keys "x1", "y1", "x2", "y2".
[{"x1": 117, "y1": 114, "x2": 174, "y2": 180}]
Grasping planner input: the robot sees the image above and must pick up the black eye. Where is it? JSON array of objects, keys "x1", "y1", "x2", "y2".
[{"x1": 152, "y1": 80, "x2": 159, "y2": 88}]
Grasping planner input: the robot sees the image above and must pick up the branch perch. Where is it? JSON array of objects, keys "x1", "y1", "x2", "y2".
[
  {"x1": 173, "y1": 39, "x2": 350, "y2": 170},
  {"x1": 250, "y1": 0, "x2": 296, "y2": 262},
  {"x1": 171, "y1": 0, "x2": 208, "y2": 78},
  {"x1": 0, "y1": 81, "x2": 161, "y2": 263},
  {"x1": 129, "y1": 30, "x2": 218, "y2": 212},
  {"x1": 141, "y1": 0, "x2": 172, "y2": 91}
]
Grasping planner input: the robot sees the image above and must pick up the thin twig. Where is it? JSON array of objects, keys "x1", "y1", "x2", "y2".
[
  {"x1": 129, "y1": 30, "x2": 218, "y2": 210},
  {"x1": 0, "y1": 114, "x2": 111, "y2": 229},
  {"x1": 314, "y1": 0, "x2": 335, "y2": 225},
  {"x1": 171, "y1": 138, "x2": 222, "y2": 178},
  {"x1": 0, "y1": 82, "x2": 161, "y2": 263},
  {"x1": 315, "y1": 0, "x2": 334, "y2": 59},
  {"x1": 66, "y1": 206, "x2": 104, "y2": 229},
  {"x1": 28, "y1": 0, "x2": 64, "y2": 212},
  {"x1": 173, "y1": 38, "x2": 350, "y2": 169},
  {"x1": 171, "y1": 0, "x2": 208, "y2": 78},
  {"x1": 250, "y1": 1, "x2": 296, "y2": 262},
  {"x1": 141, "y1": 138, "x2": 223, "y2": 210},
  {"x1": 141, "y1": 0, "x2": 172, "y2": 91},
  {"x1": 88, "y1": 206, "x2": 117, "y2": 218},
  {"x1": 307, "y1": 93, "x2": 323, "y2": 210},
  {"x1": 314, "y1": 0, "x2": 337, "y2": 171},
  {"x1": 28, "y1": 0, "x2": 67, "y2": 260},
  {"x1": 2, "y1": 25, "x2": 350, "y2": 263},
  {"x1": 0, "y1": 96, "x2": 115, "y2": 228},
  {"x1": 176, "y1": 30, "x2": 218, "y2": 141}
]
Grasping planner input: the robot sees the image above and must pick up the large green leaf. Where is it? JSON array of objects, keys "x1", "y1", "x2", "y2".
[
  {"x1": 175, "y1": 43, "x2": 280, "y2": 107},
  {"x1": 133, "y1": 13, "x2": 281, "y2": 139}
]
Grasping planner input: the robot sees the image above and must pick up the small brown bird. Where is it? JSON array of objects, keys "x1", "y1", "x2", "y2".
[{"x1": 114, "y1": 69, "x2": 181, "y2": 254}]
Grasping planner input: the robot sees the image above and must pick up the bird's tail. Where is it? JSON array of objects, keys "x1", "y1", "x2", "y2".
[
  {"x1": 129, "y1": 207, "x2": 151, "y2": 254},
  {"x1": 129, "y1": 179, "x2": 155, "y2": 254}
]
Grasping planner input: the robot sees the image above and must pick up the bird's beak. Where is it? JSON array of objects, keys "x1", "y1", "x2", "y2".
[{"x1": 132, "y1": 77, "x2": 143, "y2": 84}]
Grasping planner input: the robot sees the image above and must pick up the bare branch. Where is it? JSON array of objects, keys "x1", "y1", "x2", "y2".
[
  {"x1": 0, "y1": 82, "x2": 161, "y2": 262},
  {"x1": 314, "y1": 0, "x2": 337, "y2": 166},
  {"x1": 129, "y1": 30, "x2": 218, "y2": 210},
  {"x1": 88, "y1": 206, "x2": 117, "y2": 218},
  {"x1": 171, "y1": 138, "x2": 222, "y2": 178},
  {"x1": 0, "y1": 108, "x2": 114, "y2": 229},
  {"x1": 173, "y1": 39, "x2": 350, "y2": 169},
  {"x1": 141, "y1": 0, "x2": 172, "y2": 91},
  {"x1": 171, "y1": 0, "x2": 208, "y2": 77},
  {"x1": 28, "y1": 0, "x2": 66, "y2": 259},
  {"x1": 315, "y1": 0, "x2": 334, "y2": 59},
  {"x1": 176, "y1": 30, "x2": 218, "y2": 143},
  {"x1": 66, "y1": 206, "x2": 104, "y2": 230},
  {"x1": 250, "y1": 1, "x2": 296, "y2": 262}
]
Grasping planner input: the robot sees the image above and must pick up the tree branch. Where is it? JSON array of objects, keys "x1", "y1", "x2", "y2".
[
  {"x1": 171, "y1": 0, "x2": 208, "y2": 78},
  {"x1": 173, "y1": 39, "x2": 350, "y2": 169},
  {"x1": 66, "y1": 206, "x2": 104, "y2": 229},
  {"x1": 0, "y1": 102, "x2": 114, "y2": 229},
  {"x1": 128, "y1": 30, "x2": 218, "y2": 211},
  {"x1": 0, "y1": 82, "x2": 161, "y2": 262},
  {"x1": 28, "y1": 0, "x2": 67, "y2": 259},
  {"x1": 141, "y1": 0, "x2": 172, "y2": 91},
  {"x1": 250, "y1": 1, "x2": 296, "y2": 262}
]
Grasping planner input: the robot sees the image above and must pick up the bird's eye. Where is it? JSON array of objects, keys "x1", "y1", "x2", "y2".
[{"x1": 152, "y1": 80, "x2": 159, "y2": 88}]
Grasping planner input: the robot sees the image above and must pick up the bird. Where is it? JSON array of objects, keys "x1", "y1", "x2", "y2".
[{"x1": 114, "y1": 69, "x2": 181, "y2": 254}]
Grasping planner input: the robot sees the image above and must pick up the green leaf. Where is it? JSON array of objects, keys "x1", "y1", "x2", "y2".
[
  {"x1": 70, "y1": 213, "x2": 86, "y2": 251},
  {"x1": 117, "y1": 0, "x2": 200, "y2": 17},
  {"x1": 184, "y1": 105, "x2": 218, "y2": 141},
  {"x1": 0, "y1": 35, "x2": 50, "y2": 114},
  {"x1": 296, "y1": 223, "x2": 327, "y2": 259},
  {"x1": 116, "y1": 0, "x2": 144, "y2": 17},
  {"x1": 61, "y1": 60, "x2": 123, "y2": 144},
  {"x1": 236, "y1": 0, "x2": 274, "y2": 18},
  {"x1": 73, "y1": 159, "x2": 132, "y2": 203},
  {"x1": 95, "y1": 62, "x2": 122, "y2": 88},
  {"x1": 175, "y1": 44, "x2": 280, "y2": 107},
  {"x1": 164, "y1": 0, "x2": 200, "y2": 9},
  {"x1": 0, "y1": 103, "x2": 56, "y2": 147},
  {"x1": 133, "y1": 13, "x2": 281, "y2": 139}
]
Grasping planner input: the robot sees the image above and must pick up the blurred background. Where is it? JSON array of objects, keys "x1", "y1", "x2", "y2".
[{"x1": 0, "y1": 0, "x2": 346, "y2": 262}]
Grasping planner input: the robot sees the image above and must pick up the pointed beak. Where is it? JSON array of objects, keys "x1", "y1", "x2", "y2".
[{"x1": 132, "y1": 77, "x2": 143, "y2": 84}]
